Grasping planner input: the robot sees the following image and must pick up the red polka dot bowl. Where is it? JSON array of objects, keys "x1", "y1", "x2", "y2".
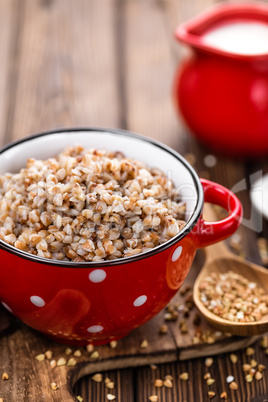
[{"x1": 0, "y1": 128, "x2": 242, "y2": 345}]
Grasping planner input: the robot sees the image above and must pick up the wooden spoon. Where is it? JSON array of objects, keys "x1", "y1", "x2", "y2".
[{"x1": 193, "y1": 204, "x2": 268, "y2": 337}]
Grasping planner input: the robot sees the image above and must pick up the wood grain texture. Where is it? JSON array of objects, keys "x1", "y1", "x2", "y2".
[
  {"x1": 122, "y1": 0, "x2": 186, "y2": 151},
  {"x1": 10, "y1": 0, "x2": 121, "y2": 141}
]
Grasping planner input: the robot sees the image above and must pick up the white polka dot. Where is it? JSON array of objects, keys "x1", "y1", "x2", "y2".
[
  {"x1": 89, "y1": 269, "x2": 107, "y2": 283},
  {"x1": 133, "y1": 295, "x2": 147, "y2": 307},
  {"x1": 204, "y1": 154, "x2": 217, "y2": 168},
  {"x1": 172, "y1": 246, "x2": 183, "y2": 262},
  {"x1": 87, "y1": 325, "x2": 103, "y2": 333},
  {"x1": 30, "y1": 296, "x2": 45, "y2": 307},
  {"x1": 1, "y1": 302, "x2": 13, "y2": 313}
]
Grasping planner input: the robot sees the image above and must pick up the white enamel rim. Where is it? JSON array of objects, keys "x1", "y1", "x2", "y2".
[{"x1": 0, "y1": 127, "x2": 203, "y2": 267}]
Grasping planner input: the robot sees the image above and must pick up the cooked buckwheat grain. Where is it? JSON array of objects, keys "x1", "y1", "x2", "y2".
[{"x1": 0, "y1": 145, "x2": 186, "y2": 261}]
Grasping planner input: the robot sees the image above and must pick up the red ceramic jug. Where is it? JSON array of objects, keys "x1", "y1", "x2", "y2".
[{"x1": 173, "y1": 2, "x2": 268, "y2": 157}]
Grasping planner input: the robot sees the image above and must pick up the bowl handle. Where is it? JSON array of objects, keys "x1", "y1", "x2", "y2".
[{"x1": 194, "y1": 178, "x2": 242, "y2": 248}]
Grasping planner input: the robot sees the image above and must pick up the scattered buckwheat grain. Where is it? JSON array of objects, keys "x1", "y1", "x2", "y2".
[
  {"x1": 207, "y1": 378, "x2": 215, "y2": 386},
  {"x1": 229, "y1": 381, "x2": 238, "y2": 390},
  {"x1": 107, "y1": 395, "x2": 116, "y2": 401},
  {"x1": 255, "y1": 371, "x2": 263, "y2": 381},
  {"x1": 149, "y1": 396, "x2": 158, "y2": 402},
  {"x1": 35, "y1": 354, "x2": 45, "y2": 362},
  {"x1": 245, "y1": 374, "x2": 253, "y2": 382},
  {"x1": 50, "y1": 360, "x2": 57, "y2": 369},
  {"x1": 109, "y1": 341, "x2": 118, "y2": 349},
  {"x1": 50, "y1": 382, "x2": 58, "y2": 390},
  {"x1": 90, "y1": 351, "x2": 99, "y2": 359},
  {"x1": 57, "y1": 357, "x2": 67, "y2": 366},
  {"x1": 65, "y1": 348, "x2": 72, "y2": 355},
  {"x1": 106, "y1": 381, "x2": 115, "y2": 390},
  {"x1": 154, "y1": 379, "x2": 163, "y2": 387},
  {"x1": 230, "y1": 354, "x2": 238, "y2": 364},
  {"x1": 179, "y1": 372, "x2": 189, "y2": 381},
  {"x1": 45, "y1": 350, "x2": 53, "y2": 360},
  {"x1": 226, "y1": 375, "x2": 234, "y2": 384},
  {"x1": 243, "y1": 364, "x2": 251, "y2": 372},
  {"x1": 67, "y1": 358, "x2": 77, "y2": 367},
  {"x1": 205, "y1": 358, "x2": 213, "y2": 368},
  {"x1": 159, "y1": 325, "x2": 168, "y2": 334},
  {"x1": 260, "y1": 336, "x2": 268, "y2": 348},
  {"x1": 163, "y1": 378, "x2": 173, "y2": 388},
  {"x1": 140, "y1": 339, "x2": 148, "y2": 348},
  {"x1": 208, "y1": 391, "x2": 216, "y2": 399},
  {"x1": 86, "y1": 344, "x2": 94, "y2": 353},
  {"x1": 246, "y1": 347, "x2": 255, "y2": 356},
  {"x1": 92, "y1": 373, "x2": 102, "y2": 382}
]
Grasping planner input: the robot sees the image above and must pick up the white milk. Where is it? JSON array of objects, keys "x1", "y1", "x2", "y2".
[{"x1": 202, "y1": 21, "x2": 268, "y2": 55}]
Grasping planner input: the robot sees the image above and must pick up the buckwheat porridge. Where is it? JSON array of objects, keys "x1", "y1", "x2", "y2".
[{"x1": 0, "y1": 145, "x2": 186, "y2": 261}]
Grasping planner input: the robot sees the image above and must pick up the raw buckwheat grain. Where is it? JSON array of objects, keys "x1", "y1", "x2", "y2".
[{"x1": 198, "y1": 271, "x2": 268, "y2": 322}]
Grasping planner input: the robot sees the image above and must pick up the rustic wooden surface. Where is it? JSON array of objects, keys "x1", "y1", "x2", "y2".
[{"x1": 0, "y1": 0, "x2": 268, "y2": 401}]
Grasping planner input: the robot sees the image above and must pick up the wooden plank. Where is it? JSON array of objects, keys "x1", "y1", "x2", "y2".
[
  {"x1": 10, "y1": 0, "x2": 120, "y2": 141},
  {"x1": 122, "y1": 0, "x2": 187, "y2": 151},
  {"x1": 0, "y1": 0, "x2": 18, "y2": 146}
]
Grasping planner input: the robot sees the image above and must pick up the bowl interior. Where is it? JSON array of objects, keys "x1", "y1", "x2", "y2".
[{"x1": 0, "y1": 129, "x2": 200, "y2": 223}]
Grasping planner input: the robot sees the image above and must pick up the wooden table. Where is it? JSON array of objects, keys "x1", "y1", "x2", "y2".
[{"x1": 0, "y1": 0, "x2": 267, "y2": 401}]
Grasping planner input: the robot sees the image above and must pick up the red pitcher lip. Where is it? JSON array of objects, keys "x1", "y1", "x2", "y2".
[{"x1": 175, "y1": 2, "x2": 268, "y2": 60}]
